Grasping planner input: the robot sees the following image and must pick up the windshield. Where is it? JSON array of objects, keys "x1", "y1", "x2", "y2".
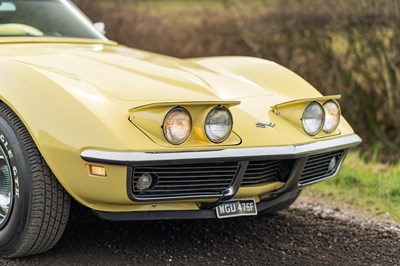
[{"x1": 0, "y1": 0, "x2": 105, "y2": 39}]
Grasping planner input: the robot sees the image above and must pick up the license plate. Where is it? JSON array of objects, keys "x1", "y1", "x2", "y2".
[{"x1": 216, "y1": 199, "x2": 257, "y2": 219}]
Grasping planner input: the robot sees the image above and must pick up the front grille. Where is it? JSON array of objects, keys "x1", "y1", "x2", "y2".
[
  {"x1": 242, "y1": 160, "x2": 286, "y2": 186},
  {"x1": 131, "y1": 162, "x2": 239, "y2": 200},
  {"x1": 300, "y1": 150, "x2": 345, "y2": 184},
  {"x1": 128, "y1": 149, "x2": 346, "y2": 201}
]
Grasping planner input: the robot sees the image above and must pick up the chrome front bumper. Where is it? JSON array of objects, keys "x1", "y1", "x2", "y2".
[{"x1": 81, "y1": 134, "x2": 361, "y2": 165}]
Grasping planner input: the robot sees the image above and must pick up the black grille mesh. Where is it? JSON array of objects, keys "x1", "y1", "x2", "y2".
[
  {"x1": 241, "y1": 160, "x2": 282, "y2": 186},
  {"x1": 300, "y1": 150, "x2": 345, "y2": 184},
  {"x1": 132, "y1": 162, "x2": 239, "y2": 199}
]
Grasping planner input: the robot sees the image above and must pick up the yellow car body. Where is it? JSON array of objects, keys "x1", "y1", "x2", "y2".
[
  {"x1": 0, "y1": 38, "x2": 360, "y2": 213},
  {"x1": 0, "y1": 0, "x2": 360, "y2": 257}
]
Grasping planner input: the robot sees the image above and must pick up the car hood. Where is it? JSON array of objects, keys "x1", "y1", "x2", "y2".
[{"x1": 3, "y1": 43, "x2": 272, "y2": 101}]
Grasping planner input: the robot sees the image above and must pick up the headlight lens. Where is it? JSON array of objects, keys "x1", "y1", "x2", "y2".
[
  {"x1": 302, "y1": 102, "x2": 324, "y2": 136},
  {"x1": 205, "y1": 106, "x2": 233, "y2": 143},
  {"x1": 323, "y1": 101, "x2": 341, "y2": 133},
  {"x1": 163, "y1": 107, "x2": 192, "y2": 145}
]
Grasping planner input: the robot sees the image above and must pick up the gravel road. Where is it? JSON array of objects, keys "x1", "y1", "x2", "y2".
[{"x1": 2, "y1": 197, "x2": 399, "y2": 266}]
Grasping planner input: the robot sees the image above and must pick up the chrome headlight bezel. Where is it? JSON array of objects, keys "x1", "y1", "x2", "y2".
[
  {"x1": 162, "y1": 107, "x2": 192, "y2": 145},
  {"x1": 302, "y1": 102, "x2": 325, "y2": 136},
  {"x1": 204, "y1": 106, "x2": 233, "y2": 143},
  {"x1": 322, "y1": 100, "x2": 341, "y2": 133}
]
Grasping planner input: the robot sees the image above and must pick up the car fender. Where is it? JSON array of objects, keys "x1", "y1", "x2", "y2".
[{"x1": 0, "y1": 59, "x2": 155, "y2": 205}]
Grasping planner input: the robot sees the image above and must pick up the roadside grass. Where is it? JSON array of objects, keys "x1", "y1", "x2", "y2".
[{"x1": 304, "y1": 151, "x2": 400, "y2": 222}]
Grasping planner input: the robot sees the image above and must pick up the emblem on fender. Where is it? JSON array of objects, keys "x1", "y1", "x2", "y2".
[{"x1": 256, "y1": 122, "x2": 276, "y2": 128}]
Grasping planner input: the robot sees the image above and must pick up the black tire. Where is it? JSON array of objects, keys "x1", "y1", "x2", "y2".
[
  {"x1": 0, "y1": 103, "x2": 70, "y2": 258},
  {"x1": 259, "y1": 190, "x2": 301, "y2": 215}
]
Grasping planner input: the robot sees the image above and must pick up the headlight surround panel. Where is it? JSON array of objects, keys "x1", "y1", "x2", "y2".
[
  {"x1": 272, "y1": 95, "x2": 342, "y2": 138},
  {"x1": 128, "y1": 102, "x2": 241, "y2": 147}
]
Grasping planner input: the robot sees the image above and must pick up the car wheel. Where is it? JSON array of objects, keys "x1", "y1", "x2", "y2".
[
  {"x1": 259, "y1": 190, "x2": 301, "y2": 215},
  {"x1": 0, "y1": 103, "x2": 70, "y2": 258}
]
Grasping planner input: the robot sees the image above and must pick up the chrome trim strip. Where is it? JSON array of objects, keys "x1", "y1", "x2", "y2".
[
  {"x1": 221, "y1": 161, "x2": 249, "y2": 200},
  {"x1": 201, "y1": 161, "x2": 249, "y2": 209},
  {"x1": 271, "y1": 157, "x2": 308, "y2": 195},
  {"x1": 81, "y1": 134, "x2": 361, "y2": 166},
  {"x1": 127, "y1": 192, "x2": 221, "y2": 202}
]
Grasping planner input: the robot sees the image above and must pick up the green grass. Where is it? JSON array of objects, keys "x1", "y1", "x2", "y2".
[{"x1": 304, "y1": 152, "x2": 400, "y2": 222}]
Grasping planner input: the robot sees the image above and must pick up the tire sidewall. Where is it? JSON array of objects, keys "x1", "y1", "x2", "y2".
[{"x1": 0, "y1": 114, "x2": 33, "y2": 254}]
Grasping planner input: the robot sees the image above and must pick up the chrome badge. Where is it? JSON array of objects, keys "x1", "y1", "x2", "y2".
[{"x1": 256, "y1": 122, "x2": 276, "y2": 128}]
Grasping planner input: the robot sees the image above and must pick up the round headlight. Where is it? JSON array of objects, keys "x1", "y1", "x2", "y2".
[
  {"x1": 323, "y1": 101, "x2": 341, "y2": 133},
  {"x1": 163, "y1": 107, "x2": 192, "y2": 145},
  {"x1": 302, "y1": 102, "x2": 324, "y2": 136},
  {"x1": 205, "y1": 106, "x2": 233, "y2": 143}
]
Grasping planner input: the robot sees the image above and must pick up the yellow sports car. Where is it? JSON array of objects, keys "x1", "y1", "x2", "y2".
[{"x1": 0, "y1": 0, "x2": 361, "y2": 258}]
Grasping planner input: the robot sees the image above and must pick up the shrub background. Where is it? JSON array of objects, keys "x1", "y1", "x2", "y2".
[{"x1": 73, "y1": 0, "x2": 400, "y2": 162}]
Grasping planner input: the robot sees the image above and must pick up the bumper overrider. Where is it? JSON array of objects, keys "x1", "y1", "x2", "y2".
[{"x1": 81, "y1": 134, "x2": 361, "y2": 221}]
